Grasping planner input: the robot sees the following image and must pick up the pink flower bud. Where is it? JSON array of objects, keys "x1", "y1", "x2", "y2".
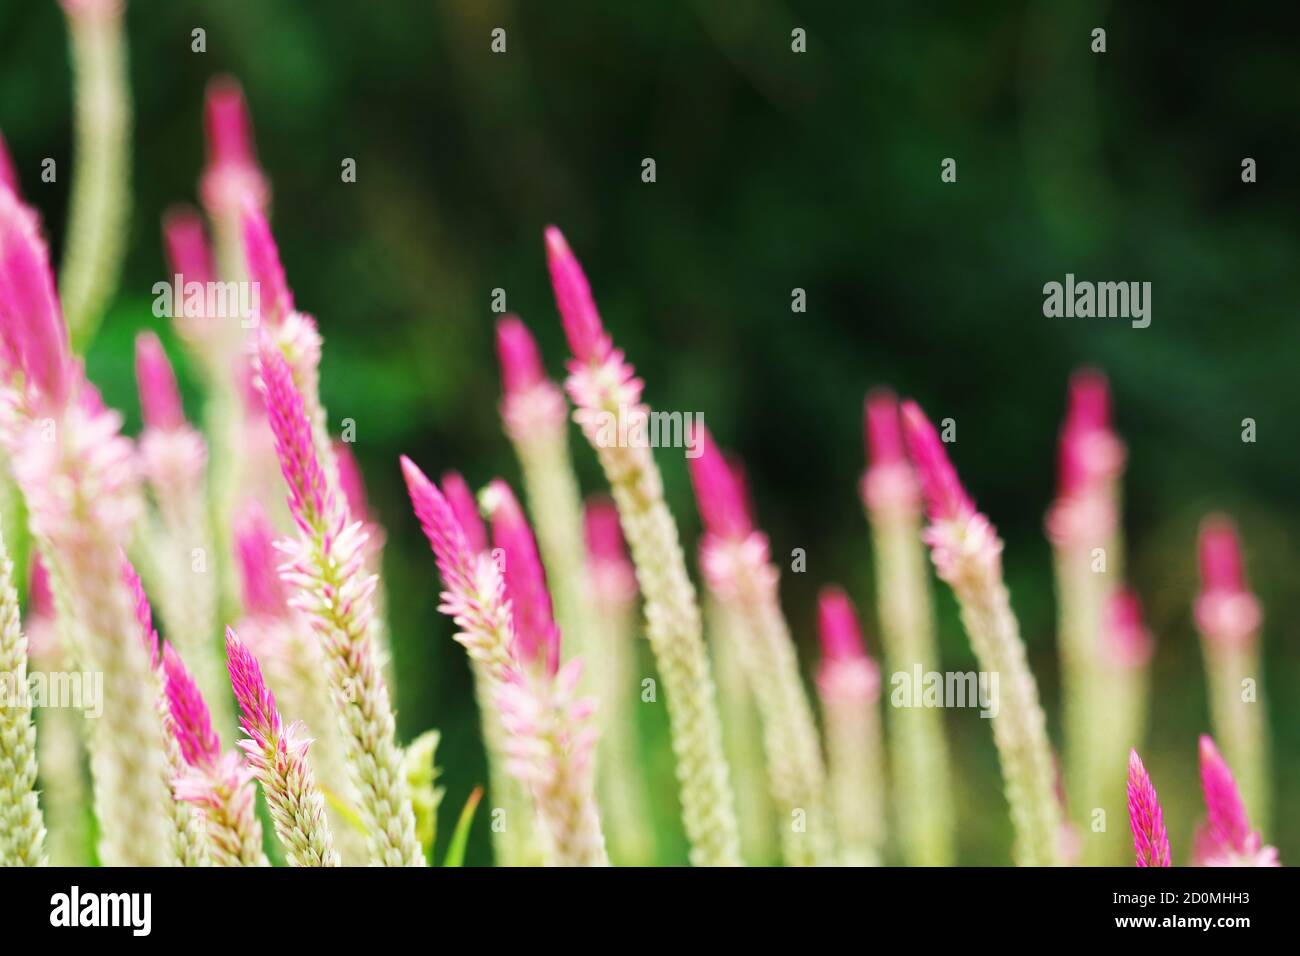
[
  {"x1": 162, "y1": 206, "x2": 214, "y2": 288},
  {"x1": 225, "y1": 626, "x2": 280, "y2": 748},
  {"x1": 899, "y1": 400, "x2": 973, "y2": 522},
  {"x1": 496, "y1": 314, "x2": 547, "y2": 396},
  {"x1": 1195, "y1": 735, "x2": 1278, "y2": 867},
  {"x1": 233, "y1": 500, "x2": 288, "y2": 618},
  {"x1": 864, "y1": 389, "x2": 905, "y2": 468},
  {"x1": 1195, "y1": 514, "x2": 1262, "y2": 644},
  {"x1": 1126, "y1": 749, "x2": 1171, "y2": 867},
  {"x1": 241, "y1": 203, "x2": 294, "y2": 328},
  {"x1": 134, "y1": 332, "x2": 186, "y2": 431},
  {"x1": 1057, "y1": 368, "x2": 1124, "y2": 499},
  {"x1": 201, "y1": 77, "x2": 269, "y2": 215},
  {"x1": 584, "y1": 496, "x2": 627, "y2": 566},
  {"x1": 817, "y1": 586, "x2": 867, "y2": 663},
  {"x1": 484, "y1": 479, "x2": 561, "y2": 675},
  {"x1": 258, "y1": 337, "x2": 331, "y2": 530},
  {"x1": 164, "y1": 643, "x2": 222, "y2": 770},
  {"x1": 544, "y1": 226, "x2": 611, "y2": 364},
  {"x1": 440, "y1": 471, "x2": 486, "y2": 555},
  {"x1": 1102, "y1": 588, "x2": 1154, "y2": 669},
  {"x1": 687, "y1": 423, "x2": 753, "y2": 540}
]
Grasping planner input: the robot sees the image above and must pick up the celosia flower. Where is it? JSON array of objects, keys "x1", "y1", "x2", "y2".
[
  {"x1": 689, "y1": 422, "x2": 831, "y2": 866},
  {"x1": 901, "y1": 400, "x2": 1061, "y2": 866},
  {"x1": 226, "y1": 627, "x2": 339, "y2": 867},
  {"x1": 546, "y1": 225, "x2": 739, "y2": 867},
  {"x1": 1195, "y1": 515, "x2": 1262, "y2": 646},
  {"x1": 1126, "y1": 749, "x2": 1171, "y2": 867},
  {"x1": 815, "y1": 586, "x2": 883, "y2": 866},
  {"x1": 260, "y1": 339, "x2": 420, "y2": 866},
  {"x1": 1194, "y1": 735, "x2": 1278, "y2": 867},
  {"x1": 584, "y1": 496, "x2": 637, "y2": 606},
  {"x1": 1102, "y1": 589, "x2": 1154, "y2": 670},
  {"x1": 200, "y1": 77, "x2": 269, "y2": 220},
  {"x1": 858, "y1": 387, "x2": 954, "y2": 867},
  {"x1": 440, "y1": 471, "x2": 487, "y2": 554},
  {"x1": 483, "y1": 479, "x2": 560, "y2": 675}
]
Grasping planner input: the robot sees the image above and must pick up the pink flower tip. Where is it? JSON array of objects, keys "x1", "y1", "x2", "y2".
[
  {"x1": 204, "y1": 77, "x2": 258, "y2": 174},
  {"x1": 864, "y1": 389, "x2": 905, "y2": 468},
  {"x1": 1127, "y1": 749, "x2": 1171, "y2": 867},
  {"x1": 544, "y1": 225, "x2": 611, "y2": 363},
  {"x1": 134, "y1": 332, "x2": 186, "y2": 431},
  {"x1": 496, "y1": 314, "x2": 548, "y2": 396},
  {"x1": 0, "y1": 186, "x2": 71, "y2": 407},
  {"x1": 241, "y1": 202, "x2": 294, "y2": 327},
  {"x1": 482, "y1": 478, "x2": 561, "y2": 676},
  {"x1": 233, "y1": 500, "x2": 287, "y2": 617},
  {"x1": 1103, "y1": 588, "x2": 1154, "y2": 669},
  {"x1": 1197, "y1": 514, "x2": 1248, "y2": 596},
  {"x1": 0, "y1": 129, "x2": 19, "y2": 198},
  {"x1": 687, "y1": 422, "x2": 753, "y2": 540},
  {"x1": 1057, "y1": 368, "x2": 1124, "y2": 498},
  {"x1": 27, "y1": 555, "x2": 54, "y2": 620},
  {"x1": 258, "y1": 337, "x2": 329, "y2": 528},
  {"x1": 899, "y1": 400, "x2": 973, "y2": 522},
  {"x1": 816, "y1": 586, "x2": 867, "y2": 663},
  {"x1": 583, "y1": 496, "x2": 628, "y2": 565},
  {"x1": 402, "y1": 455, "x2": 475, "y2": 581},
  {"x1": 164, "y1": 643, "x2": 221, "y2": 769},
  {"x1": 439, "y1": 471, "x2": 486, "y2": 555},
  {"x1": 161, "y1": 206, "x2": 215, "y2": 288},
  {"x1": 226, "y1": 626, "x2": 280, "y2": 746},
  {"x1": 120, "y1": 553, "x2": 160, "y2": 670}
]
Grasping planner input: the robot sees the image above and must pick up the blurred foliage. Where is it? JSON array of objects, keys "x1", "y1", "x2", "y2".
[{"x1": 1, "y1": 0, "x2": 1295, "y2": 864}]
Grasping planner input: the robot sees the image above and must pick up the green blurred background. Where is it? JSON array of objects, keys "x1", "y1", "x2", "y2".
[{"x1": 1, "y1": 1, "x2": 1295, "y2": 865}]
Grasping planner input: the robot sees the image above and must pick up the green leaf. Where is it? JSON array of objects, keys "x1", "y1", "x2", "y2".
[{"x1": 441, "y1": 786, "x2": 483, "y2": 868}]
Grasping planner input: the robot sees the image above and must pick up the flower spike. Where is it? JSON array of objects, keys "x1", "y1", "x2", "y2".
[
  {"x1": 544, "y1": 226, "x2": 611, "y2": 363},
  {"x1": 1126, "y1": 749, "x2": 1171, "y2": 867},
  {"x1": 482, "y1": 479, "x2": 561, "y2": 675},
  {"x1": 134, "y1": 331, "x2": 186, "y2": 432},
  {"x1": 440, "y1": 471, "x2": 487, "y2": 555},
  {"x1": 1195, "y1": 735, "x2": 1278, "y2": 867}
]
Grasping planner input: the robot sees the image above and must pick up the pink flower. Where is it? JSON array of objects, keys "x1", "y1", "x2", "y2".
[
  {"x1": 1195, "y1": 515, "x2": 1262, "y2": 646},
  {"x1": 1127, "y1": 749, "x2": 1171, "y2": 867},
  {"x1": 161, "y1": 206, "x2": 215, "y2": 288},
  {"x1": 233, "y1": 500, "x2": 290, "y2": 618},
  {"x1": 484, "y1": 479, "x2": 561, "y2": 676},
  {"x1": 134, "y1": 332, "x2": 186, "y2": 432},
  {"x1": 241, "y1": 203, "x2": 294, "y2": 329},
  {"x1": 544, "y1": 226, "x2": 611, "y2": 364},
  {"x1": 258, "y1": 337, "x2": 332, "y2": 532},
  {"x1": 816, "y1": 586, "x2": 880, "y2": 701},
  {"x1": 440, "y1": 471, "x2": 486, "y2": 555},
  {"x1": 120, "y1": 554, "x2": 161, "y2": 670},
  {"x1": 0, "y1": 129, "x2": 19, "y2": 197},
  {"x1": 1056, "y1": 368, "x2": 1125, "y2": 499},
  {"x1": 164, "y1": 643, "x2": 222, "y2": 770},
  {"x1": 496, "y1": 314, "x2": 548, "y2": 396},
  {"x1": 899, "y1": 400, "x2": 974, "y2": 524},
  {"x1": 1102, "y1": 588, "x2": 1154, "y2": 669},
  {"x1": 861, "y1": 389, "x2": 920, "y2": 513},
  {"x1": 226, "y1": 626, "x2": 281, "y2": 748},
  {"x1": 687, "y1": 422, "x2": 753, "y2": 541},
  {"x1": 1195, "y1": 735, "x2": 1278, "y2": 867},
  {"x1": 200, "y1": 77, "x2": 269, "y2": 217},
  {"x1": 0, "y1": 187, "x2": 72, "y2": 408}
]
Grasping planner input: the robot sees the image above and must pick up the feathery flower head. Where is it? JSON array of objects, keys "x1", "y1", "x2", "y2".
[
  {"x1": 584, "y1": 496, "x2": 637, "y2": 605},
  {"x1": 1057, "y1": 368, "x2": 1125, "y2": 500},
  {"x1": 164, "y1": 643, "x2": 222, "y2": 769},
  {"x1": 258, "y1": 336, "x2": 332, "y2": 531},
  {"x1": 402, "y1": 457, "x2": 472, "y2": 585},
  {"x1": 134, "y1": 332, "x2": 186, "y2": 432},
  {"x1": 1127, "y1": 749, "x2": 1171, "y2": 867},
  {"x1": 861, "y1": 389, "x2": 920, "y2": 513},
  {"x1": 440, "y1": 471, "x2": 486, "y2": 555},
  {"x1": 483, "y1": 479, "x2": 561, "y2": 676},
  {"x1": 899, "y1": 400, "x2": 974, "y2": 524},
  {"x1": 1194, "y1": 515, "x2": 1262, "y2": 645},
  {"x1": 0, "y1": 130, "x2": 18, "y2": 197},
  {"x1": 233, "y1": 500, "x2": 289, "y2": 618},
  {"x1": 545, "y1": 226, "x2": 611, "y2": 365},
  {"x1": 226, "y1": 626, "x2": 281, "y2": 747},
  {"x1": 1195, "y1": 735, "x2": 1278, "y2": 867},
  {"x1": 121, "y1": 554, "x2": 160, "y2": 670},
  {"x1": 496, "y1": 314, "x2": 548, "y2": 396},
  {"x1": 687, "y1": 422, "x2": 753, "y2": 541},
  {"x1": 201, "y1": 77, "x2": 269, "y2": 216},
  {"x1": 0, "y1": 187, "x2": 72, "y2": 408},
  {"x1": 1102, "y1": 588, "x2": 1154, "y2": 669},
  {"x1": 816, "y1": 585, "x2": 880, "y2": 701},
  {"x1": 241, "y1": 202, "x2": 294, "y2": 329},
  {"x1": 162, "y1": 206, "x2": 215, "y2": 288}
]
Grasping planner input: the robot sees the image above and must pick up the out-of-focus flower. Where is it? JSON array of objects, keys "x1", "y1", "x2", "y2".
[{"x1": 1194, "y1": 735, "x2": 1278, "y2": 867}]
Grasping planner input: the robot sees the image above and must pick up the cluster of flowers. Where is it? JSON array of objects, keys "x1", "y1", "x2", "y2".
[{"x1": 0, "y1": 10, "x2": 1280, "y2": 867}]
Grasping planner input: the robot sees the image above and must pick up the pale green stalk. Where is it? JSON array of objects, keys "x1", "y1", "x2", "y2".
[
  {"x1": 0, "y1": 531, "x2": 46, "y2": 865},
  {"x1": 820, "y1": 684, "x2": 884, "y2": 866},
  {"x1": 471, "y1": 660, "x2": 542, "y2": 865},
  {"x1": 60, "y1": 1, "x2": 131, "y2": 349},
  {"x1": 1203, "y1": 641, "x2": 1270, "y2": 832}
]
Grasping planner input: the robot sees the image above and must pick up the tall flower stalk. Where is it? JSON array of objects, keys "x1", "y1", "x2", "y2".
[
  {"x1": 135, "y1": 332, "x2": 229, "y2": 738},
  {"x1": 1194, "y1": 515, "x2": 1270, "y2": 832},
  {"x1": 402, "y1": 459, "x2": 608, "y2": 865},
  {"x1": 860, "y1": 389, "x2": 954, "y2": 866},
  {"x1": 496, "y1": 315, "x2": 598, "y2": 669},
  {"x1": 58, "y1": 0, "x2": 131, "y2": 348},
  {"x1": 226, "y1": 627, "x2": 340, "y2": 867},
  {"x1": 0, "y1": 527, "x2": 46, "y2": 866},
  {"x1": 900, "y1": 400, "x2": 1061, "y2": 866},
  {"x1": 815, "y1": 586, "x2": 884, "y2": 867},
  {"x1": 584, "y1": 497, "x2": 654, "y2": 865},
  {"x1": 688, "y1": 424, "x2": 831, "y2": 866},
  {"x1": 258, "y1": 340, "x2": 420, "y2": 866},
  {"x1": 439, "y1": 471, "x2": 540, "y2": 866},
  {"x1": 1045, "y1": 370, "x2": 1129, "y2": 854},
  {"x1": 1126, "y1": 749, "x2": 1170, "y2": 867},
  {"x1": 0, "y1": 186, "x2": 172, "y2": 866},
  {"x1": 545, "y1": 226, "x2": 740, "y2": 866}
]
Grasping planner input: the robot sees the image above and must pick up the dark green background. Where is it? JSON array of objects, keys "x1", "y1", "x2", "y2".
[{"x1": 2, "y1": 1, "x2": 1295, "y2": 864}]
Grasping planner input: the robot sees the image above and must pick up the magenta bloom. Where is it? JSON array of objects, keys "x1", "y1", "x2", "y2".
[
  {"x1": 1056, "y1": 368, "x2": 1124, "y2": 499},
  {"x1": 200, "y1": 77, "x2": 269, "y2": 216},
  {"x1": 816, "y1": 586, "x2": 880, "y2": 699},
  {"x1": 899, "y1": 400, "x2": 974, "y2": 523},
  {"x1": 440, "y1": 471, "x2": 487, "y2": 555},
  {"x1": 496, "y1": 314, "x2": 548, "y2": 396},
  {"x1": 134, "y1": 332, "x2": 186, "y2": 432},
  {"x1": 486, "y1": 479, "x2": 561, "y2": 675},
  {"x1": 242, "y1": 204, "x2": 295, "y2": 329},
  {"x1": 258, "y1": 338, "x2": 331, "y2": 531},
  {"x1": 226, "y1": 626, "x2": 280, "y2": 746},
  {"x1": 233, "y1": 500, "x2": 289, "y2": 618},
  {"x1": 121, "y1": 554, "x2": 161, "y2": 671},
  {"x1": 164, "y1": 644, "x2": 223, "y2": 770},
  {"x1": 865, "y1": 389, "x2": 906, "y2": 469},
  {"x1": 0, "y1": 186, "x2": 72, "y2": 408},
  {"x1": 544, "y1": 226, "x2": 611, "y2": 364},
  {"x1": 1102, "y1": 588, "x2": 1154, "y2": 669},
  {"x1": 687, "y1": 423, "x2": 753, "y2": 541},
  {"x1": 1195, "y1": 736, "x2": 1278, "y2": 867},
  {"x1": 162, "y1": 206, "x2": 215, "y2": 288},
  {"x1": 584, "y1": 496, "x2": 627, "y2": 566},
  {"x1": 0, "y1": 129, "x2": 18, "y2": 197},
  {"x1": 1195, "y1": 515, "x2": 1262, "y2": 645},
  {"x1": 1126, "y1": 749, "x2": 1171, "y2": 867}
]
